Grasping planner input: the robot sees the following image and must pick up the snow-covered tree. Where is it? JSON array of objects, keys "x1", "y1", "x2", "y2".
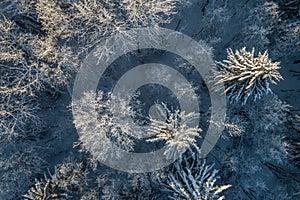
[
  {"x1": 23, "y1": 175, "x2": 68, "y2": 200},
  {"x1": 23, "y1": 155, "x2": 92, "y2": 199},
  {"x1": 72, "y1": 90, "x2": 137, "y2": 161},
  {"x1": 0, "y1": 96, "x2": 41, "y2": 139},
  {"x1": 242, "y1": 1, "x2": 300, "y2": 58},
  {"x1": 221, "y1": 94, "x2": 292, "y2": 199},
  {"x1": 120, "y1": 0, "x2": 182, "y2": 28},
  {"x1": 51, "y1": 157, "x2": 90, "y2": 197},
  {"x1": 99, "y1": 171, "x2": 163, "y2": 199},
  {"x1": 246, "y1": 94, "x2": 290, "y2": 132},
  {"x1": 147, "y1": 103, "x2": 202, "y2": 161},
  {"x1": 213, "y1": 47, "x2": 283, "y2": 105},
  {"x1": 55, "y1": 0, "x2": 190, "y2": 53},
  {"x1": 0, "y1": 14, "x2": 74, "y2": 138},
  {"x1": 0, "y1": 142, "x2": 47, "y2": 199},
  {"x1": 164, "y1": 148, "x2": 231, "y2": 200},
  {"x1": 1, "y1": 0, "x2": 189, "y2": 138}
]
